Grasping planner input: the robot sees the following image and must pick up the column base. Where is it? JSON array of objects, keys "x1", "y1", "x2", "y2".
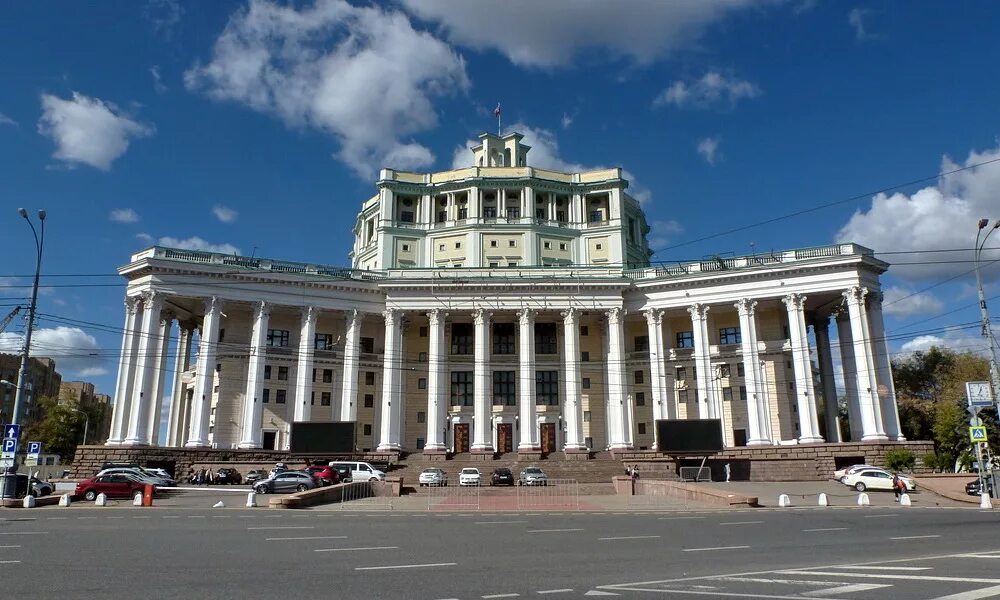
[
  {"x1": 120, "y1": 439, "x2": 149, "y2": 447},
  {"x1": 861, "y1": 433, "x2": 890, "y2": 442},
  {"x1": 422, "y1": 447, "x2": 448, "y2": 461},
  {"x1": 563, "y1": 447, "x2": 591, "y2": 460},
  {"x1": 470, "y1": 448, "x2": 496, "y2": 461},
  {"x1": 518, "y1": 449, "x2": 542, "y2": 461},
  {"x1": 236, "y1": 442, "x2": 262, "y2": 450},
  {"x1": 893, "y1": 435, "x2": 907, "y2": 442},
  {"x1": 184, "y1": 440, "x2": 210, "y2": 448},
  {"x1": 104, "y1": 440, "x2": 122, "y2": 447},
  {"x1": 746, "y1": 438, "x2": 772, "y2": 446},
  {"x1": 797, "y1": 436, "x2": 825, "y2": 444},
  {"x1": 377, "y1": 443, "x2": 403, "y2": 452}
]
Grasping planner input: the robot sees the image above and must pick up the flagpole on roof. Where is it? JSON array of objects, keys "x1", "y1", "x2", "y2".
[{"x1": 496, "y1": 102, "x2": 501, "y2": 136}]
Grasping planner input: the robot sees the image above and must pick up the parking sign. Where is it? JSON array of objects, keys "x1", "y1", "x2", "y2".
[
  {"x1": 1, "y1": 437, "x2": 16, "y2": 455},
  {"x1": 27, "y1": 441, "x2": 41, "y2": 455}
]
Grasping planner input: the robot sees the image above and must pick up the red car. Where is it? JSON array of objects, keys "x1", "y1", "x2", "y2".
[
  {"x1": 305, "y1": 465, "x2": 340, "y2": 486},
  {"x1": 75, "y1": 474, "x2": 150, "y2": 501}
]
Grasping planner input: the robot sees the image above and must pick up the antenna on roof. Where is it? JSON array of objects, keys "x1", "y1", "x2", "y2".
[{"x1": 494, "y1": 102, "x2": 502, "y2": 135}]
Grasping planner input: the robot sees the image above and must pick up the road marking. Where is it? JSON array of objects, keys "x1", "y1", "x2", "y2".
[
  {"x1": 315, "y1": 546, "x2": 398, "y2": 552},
  {"x1": 133, "y1": 516, "x2": 151, "y2": 519},
  {"x1": 77, "y1": 517, "x2": 97, "y2": 520},
  {"x1": 188, "y1": 515, "x2": 206, "y2": 519},
  {"x1": 527, "y1": 528, "x2": 583, "y2": 533},
  {"x1": 599, "y1": 535, "x2": 661, "y2": 541},
  {"x1": 537, "y1": 589, "x2": 574, "y2": 594},
  {"x1": 583, "y1": 592, "x2": 619, "y2": 597},
  {"x1": 720, "y1": 521, "x2": 763, "y2": 526},
  {"x1": 47, "y1": 517, "x2": 67, "y2": 520},
  {"x1": 863, "y1": 514, "x2": 898, "y2": 518},
  {"x1": 682, "y1": 545, "x2": 750, "y2": 552},
  {"x1": 247, "y1": 526, "x2": 315, "y2": 530},
  {"x1": 476, "y1": 520, "x2": 528, "y2": 525},
  {"x1": 0, "y1": 532, "x2": 47, "y2": 536},
  {"x1": 802, "y1": 527, "x2": 847, "y2": 532},
  {"x1": 355, "y1": 562, "x2": 456, "y2": 571},
  {"x1": 931, "y1": 584, "x2": 1000, "y2": 600},
  {"x1": 163, "y1": 516, "x2": 179, "y2": 519},
  {"x1": 845, "y1": 566, "x2": 932, "y2": 571},
  {"x1": 0, "y1": 560, "x2": 21, "y2": 564},
  {"x1": 659, "y1": 516, "x2": 705, "y2": 520},
  {"x1": 482, "y1": 594, "x2": 519, "y2": 599},
  {"x1": 804, "y1": 583, "x2": 892, "y2": 597},
  {"x1": 891, "y1": 535, "x2": 941, "y2": 540},
  {"x1": 107, "y1": 516, "x2": 124, "y2": 520},
  {"x1": 0, "y1": 545, "x2": 21, "y2": 549},
  {"x1": 776, "y1": 571, "x2": 1000, "y2": 584},
  {"x1": 267, "y1": 536, "x2": 348, "y2": 541}
]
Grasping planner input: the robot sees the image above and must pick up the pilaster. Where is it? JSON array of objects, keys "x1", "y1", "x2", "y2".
[
  {"x1": 472, "y1": 308, "x2": 494, "y2": 453},
  {"x1": 186, "y1": 296, "x2": 223, "y2": 448}
]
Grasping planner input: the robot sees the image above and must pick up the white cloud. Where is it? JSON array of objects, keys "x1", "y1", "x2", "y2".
[
  {"x1": 836, "y1": 143, "x2": 1000, "y2": 282},
  {"x1": 37, "y1": 92, "x2": 153, "y2": 170},
  {"x1": 654, "y1": 71, "x2": 761, "y2": 109},
  {"x1": 144, "y1": 0, "x2": 184, "y2": 38},
  {"x1": 848, "y1": 7, "x2": 873, "y2": 40},
  {"x1": 185, "y1": 0, "x2": 469, "y2": 178},
  {"x1": 158, "y1": 236, "x2": 240, "y2": 255},
  {"x1": 696, "y1": 136, "x2": 721, "y2": 165},
  {"x1": 150, "y1": 66, "x2": 167, "y2": 94},
  {"x1": 0, "y1": 112, "x2": 16, "y2": 127},
  {"x1": 109, "y1": 208, "x2": 140, "y2": 224},
  {"x1": 211, "y1": 204, "x2": 238, "y2": 224},
  {"x1": 648, "y1": 220, "x2": 685, "y2": 254},
  {"x1": 880, "y1": 286, "x2": 945, "y2": 318},
  {"x1": 399, "y1": 0, "x2": 777, "y2": 68},
  {"x1": 136, "y1": 232, "x2": 154, "y2": 244},
  {"x1": 899, "y1": 329, "x2": 989, "y2": 357},
  {"x1": 560, "y1": 111, "x2": 575, "y2": 129},
  {"x1": 0, "y1": 326, "x2": 107, "y2": 377}
]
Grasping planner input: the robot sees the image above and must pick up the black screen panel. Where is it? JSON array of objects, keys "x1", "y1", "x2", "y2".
[
  {"x1": 289, "y1": 422, "x2": 356, "y2": 454},
  {"x1": 655, "y1": 419, "x2": 724, "y2": 454}
]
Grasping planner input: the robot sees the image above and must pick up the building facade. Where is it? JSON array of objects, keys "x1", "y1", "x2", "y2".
[
  {"x1": 105, "y1": 132, "x2": 902, "y2": 454},
  {"x1": 0, "y1": 353, "x2": 62, "y2": 426}
]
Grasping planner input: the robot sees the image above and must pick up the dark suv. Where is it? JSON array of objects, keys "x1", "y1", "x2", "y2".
[
  {"x1": 490, "y1": 468, "x2": 515, "y2": 486},
  {"x1": 214, "y1": 468, "x2": 242, "y2": 485},
  {"x1": 306, "y1": 465, "x2": 341, "y2": 486}
]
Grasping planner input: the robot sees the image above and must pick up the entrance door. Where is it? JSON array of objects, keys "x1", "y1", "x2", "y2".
[
  {"x1": 540, "y1": 423, "x2": 556, "y2": 455},
  {"x1": 497, "y1": 423, "x2": 513, "y2": 454},
  {"x1": 453, "y1": 423, "x2": 470, "y2": 453},
  {"x1": 262, "y1": 431, "x2": 277, "y2": 450}
]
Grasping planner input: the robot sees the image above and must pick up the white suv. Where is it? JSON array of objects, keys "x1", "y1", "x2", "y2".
[{"x1": 459, "y1": 468, "x2": 481, "y2": 487}]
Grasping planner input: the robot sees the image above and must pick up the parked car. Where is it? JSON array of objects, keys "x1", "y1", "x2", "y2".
[
  {"x1": 459, "y1": 467, "x2": 481, "y2": 487},
  {"x1": 418, "y1": 468, "x2": 448, "y2": 487},
  {"x1": 305, "y1": 465, "x2": 340, "y2": 486},
  {"x1": 519, "y1": 466, "x2": 548, "y2": 486},
  {"x1": 245, "y1": 469, "x2": 266, "y2": 485},
  {"x1": 490, "y1": 468, "x2": 515, "y2": 486},
  {"x1": 328, "y1": 463, "x2": 353, "y2": 483},
  {"x1": 75, "y1": 474, "x2": 151, "y2": 501},
  {"x1": 841, "y1": 468, "x2": 916, "y2": 492},
  {"x1": 5, "y1": 473, "x2": 53, "y2": 499},
  {"x1": 213, "y1": 468, "x2": 243, "y2": 485},
  {"x1": 966, "y1": 479, "x2": 994, "y2": 496},
  {"x1": 97, "y1": 467, "x2": 173, "y2": 487},
  {"x1": 143, "y1": 468, "x2": 173, "y2": 480},
  {"x1": 29, "y1": 475, "x2": 54, "y2": 497},
  {"x1": 833, "y1": 464, "x2": 877, "y2": 481},
  {"x1": 253, "y1": 471, "x2": 316, "y2": 494},
  {"x1": 328, "y1": 461, "x2": 385, "y2": 482}
]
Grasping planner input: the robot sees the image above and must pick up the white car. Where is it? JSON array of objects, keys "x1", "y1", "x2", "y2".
[
  {"x1": 418, "y1": 468, "x2": 448, "y2": 487},
  {"x1": 833, "y1": 464, "x2": 877, "y2": 482},
  {"x1": 459, "y1": 468, "x2": 481, "y2": 487},
  {"x1": 842, "y1": 468, "x2": 916, "y2": 492}
]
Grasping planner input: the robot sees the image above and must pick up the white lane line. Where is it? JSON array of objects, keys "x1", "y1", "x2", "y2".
[
  {"x1": 845, "y1": 566, "x2": 932, "y2": 571},
  {"x1": 682, "y1": 545, "x2": 750, "y2": 552},
  {"x1": 720, "y1": 521, "x2": 763, "y2": 526},
  {"x1": 247, "y1": 526, "x2": 315, "y2": 530},
  {"x1": 527, "y1": 528, "x2": 584, "y2": 533},
  {"x1": 0, "y1": 532, "x2": 47, "y2": 536},
  {"x1": 107, "y1": 516, "x2": 124, "y2": 520},
  {"x1": 930, "y1": 584, "x2": 1000, "y2": 600},
  {"x1": 802, "y1": 527, "x2": 847, "y2": 532},
  {"x1": 76, "y1": 517, "x2": 97, "y2": 520},
  {"x1": 315, "y1": 546, "x2": 398, "y2": 552},
  {"x1": 267, "y1": 536, "x2": 348, "y2": 541},
  {"x1": 476, "y1": 520, "x2": 528, "y2": 525},
  {"x1": 658, "y1": 516, "x2": 705, "y2": 520},
  {"x1": 163, "y1": 516, "x2": 180, "y2": 519},
  {"x1": 804, "y1": 583, "x2": 892, "y2": 597},
  {"x1": 133, "y1": 516, "x2": 151, "y2": 519},
  {"x1": 891, "y1": 535, "x2": 941, "y2": 541},
  {"x1": 863, "y1": 514, "x2": 898, "y2": 518},
  {"x1": 355, "y1": 562, "x2": 456, "y2": 571},
  {"x1": 537, "y1": 590, "x2": 573, "y2": 595},
  {"x1": 482, "y1": 594, "x2": 520, "y2": 599},
  {"x1": 776, "y1": 571, "x2": 1000, "y2": 584},
  {"x1": 47, "y1": 517, "x2": 67, "y2": 520},
  {"x1": 0, "y1": 545, "x2": 21, "y2": 549},
  {"x1": 0, "y1": 560, "x2": 21, "y2": 564},
  {"x1": 599, "y1": 535, "x2": 661, "y2": 541}
]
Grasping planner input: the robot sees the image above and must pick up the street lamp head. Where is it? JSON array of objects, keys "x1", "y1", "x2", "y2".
[
  {"x1": 979, "y1": 218, "x2": 990, "y2": 230},
  {"x1": 38, "y1": 210, "x2": 46, "y2": 221},
  {"x1": 17, "y1": 207, "x2": 28, "y2": 219}
]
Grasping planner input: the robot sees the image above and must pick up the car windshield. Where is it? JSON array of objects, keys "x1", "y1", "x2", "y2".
[
  {"x1": 525, "y1": 468, "x2": 542, "y2": 474},
  {"x1": 461, "y1": 469, "x2": 478, "y2": 475}
]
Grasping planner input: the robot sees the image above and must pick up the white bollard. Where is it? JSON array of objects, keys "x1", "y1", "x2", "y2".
[
  {"x1": 22, "y1": 495, "x2": 35, "y2": 508},
  {"x1": 857, "y1": 492, "x2": 870, "y2": 506},
  {"x1": 981, "y1": 493, "x2": 993, "y2": 509},
  {"x1": 246, "y1": 492, "x2": 257, "y2": 508},
  {"x1": 213, "y1": 500, "x2": 225, "y2": 508},
  {"x1": 899, "y1": 493, "x2": 911, "y2": 506},
  {"x1": 132, "y1": 493, "x2": 143, "y2": 506},
  {"x1": 59, "y1": 493, "x2": 72, "y2": 507},
  {"x1": 95, "y1": 493, "x2": 107, "y2": 507},
  {"x1": 818, "y1": 493, "x2": 828, "y2": 507},
  {"x1": 778, "y1": 494, "x2": 791, "y2": 507}
]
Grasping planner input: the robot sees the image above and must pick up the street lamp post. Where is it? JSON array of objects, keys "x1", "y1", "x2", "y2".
[
  {"x1": 70, "y1": 408, "x2": 90, "y2": 447},
  {"x1": 11, "y1": 208, "x2": 46, "y2": 429},
  {"x1": 974, "y1": 218, "x2": 1000, "y2": 403}
]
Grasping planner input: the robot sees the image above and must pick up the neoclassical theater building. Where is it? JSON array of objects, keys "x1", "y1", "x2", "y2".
[{"x1": 105, "y1": 132, "x2": 902, "y2": 456}]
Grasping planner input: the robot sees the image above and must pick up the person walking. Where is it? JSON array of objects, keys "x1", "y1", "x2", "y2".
[{"x1": 892, "y1": 473, "x2": 904, "y2": 502}]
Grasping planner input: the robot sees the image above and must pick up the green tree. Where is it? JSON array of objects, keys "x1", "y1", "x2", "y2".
[{"x1": 22, "y1": 395, "x2": 87, "y2": 459}]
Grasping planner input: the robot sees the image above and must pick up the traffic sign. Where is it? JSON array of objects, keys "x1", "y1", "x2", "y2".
[
  {"x1": 27, "y1": 441, "x2": 41, "y2": 455},
  {"x1": 0, "y1": 457, "x2": 12, "y2": 468},
  {"x1": 970, "y1": 426, "x2": 988, "y2": 443},
  {"x1": 26, "y1": 441, "x2": 41, "y2": 467},
  {"x1": 0, "y1": 438, "x2": 16, "y2": 454},
  {"x1": 2, "y1": 423, "x2": 20, "y2": 439}
]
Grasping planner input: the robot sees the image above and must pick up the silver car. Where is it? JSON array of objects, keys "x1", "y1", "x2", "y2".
[
  {"x1": 418, "y1": 468, "x2": 448, "y2": 487},
  {"x1": 253, "y1": 471, "x2": 316, "y2": 494},
  {"x1": 519, "y1": 467, "x2": 548, "y2": 486}
]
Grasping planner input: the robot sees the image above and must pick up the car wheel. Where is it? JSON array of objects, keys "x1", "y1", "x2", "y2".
[
  {"x1": 255, "y1": 485, "x2": 268, "y2": 495},
  {"x1": 296, "y1": 484, "x2": 308, "y2": 492},
  {"x1": 369, "y1": 477, "x2": 379, "y2": 482},
  {"x1": 855, "y1": 482, "x2": 867, "y2": 492},
  {"x1": 84, "y1": 490, "x2": 97, "y2": 501}
]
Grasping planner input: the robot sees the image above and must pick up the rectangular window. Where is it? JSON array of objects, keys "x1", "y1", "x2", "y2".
[
  {"x1": 455, "y1": 242, "x2": 462, "y2": 249},
  {"x1": 739, "y1": 385, "x2": 747, "y2": 401},
  {"x1": 484, "y1": 206, "x2": 496, "y2": 218},
  {"x1": 216, "y1": 363, "x2": 221, "y2": 372},
  {"x1": 679, "y1": 389, "x2": 691, "y2": 405},
  {"x1": 719, "y1": 327, "x2": 741, "y2": 345},
  {"x1": 634, "y1": 370, "x2": 644, "y2": 384},
  {"x1": 451, "y1": 323, "x2": 473, "y2": 355},
  {"x1": 264, "y1": 365, "x2": 271, "y2": 380},
  {"x1": 314, "y1": 333, "x2": 333, "y2": 350},
  {"x1": 536, "y1": 371, "x2": 559, "y2": 406},
  {"x1": 558, "y1": 243, "x2": 566, "y2": 251},
  {"x1": 557, "y1": 211, "x2": 565, "y2": 222},
  {"x1": 636, "y1": 391, "x2": 645, "y2": 406},
  {"x1": 638, "y1": 422, "x2": 646, "y2": 435},
  {"x1": 323, "y1": 369, "x2": 333, "y2": 383},
  {"x1": 737, "y1": 363, "x2": 745, "y2": 377},
  {"x1": 589, "y1": 210, "x2": 603, "y2": 223},
  {"x1": 365, "y1": 371, "x2": 376, "y2": 386},
  {"x1": 582, "y1": 377, "x2": 591, "y2": 389},
  {"x1": 400, "y1": 211, "x2": 414, "y2": 223},
  {"x1": 418, "y1": 378, "x2": 427, "y2": 390},
  {"x1": 596, "y1": 243, "x2": 603, "y2": 250},
  {"x1": 416, "y1": 411, "x2": 426, "y2": 424},
  {"x1": 723, "y1": 387, "x2": 733, "y2": 402},
  {"x1": 719, "y1": 364, "x2": 731, "y2": 378},
  {"x1": 580, "y1": 325, "x2": 589, "y2": 336},
  {"x1": 507, "y1": 207, "x2": 520, "y2": 219},
  {"x1": 457, "y1": 207, "x2": 468, "y2": 219},
  {"x1": 492, "y1": 370, "x2": 516, "y2": 406},
  {"x1": 634, "y1": 335, "x2": 649, "y2": 352},
  {"x1": 508, "y1": 240, "x2": 516, "y2": 247},
  {"x1": 401, "y1": 244, "x2": 410, "y2": 252},
  {"x1": 360, "y1": 337, "x2": 375, "y2": 353},
  {"x1": 536, "y1": 208, "x2": 545, "y2": 219},
  {"x1": 676, "y1": 367, "x2": 686, "y2": 381},
  {"x1": 583, "y1": 411, "x2": 591, "y2": 422},
  {"x1": 267, "y1": 329, "x2": 290, "y2": 347},
  {"x1": 416, "y1": 437, "x2": 425, "y2": 450},
  {"x1": 321, "y1": 392, "x2": 331, "y2": 406},
  {"x1": 676, "y1": 331, "x2": 694, "y2": 349},
  {"x1": 218, "y1": 329, "x2": 225, "y2": 343},
  {"x1": 489, "y1": 262, "x2": 499, "y2": 268},
  {"x1": 364, "y1": 394, "x2": 374, "y2": 408},
  {"x1": 419, "y1": 326, "x2": 428, "y2": 337},
  {"x1": 450, "y1": 371, "x2": 473, "y2": 406},
  {"x1": 272, "y1": 366, "x2": 285, "y2": 381},
  {"x1": 543, "y1": 241, "x2": 551, "y2": 249},
  {"x1": 492, "y1": 323, "x2": 515, "y2": 355},
  {"x1": 438, "y1": 243, "x2": 446, "y2": 251},
  {"x1": 276, "y1": 389, "x2": 287, "y2": 404},
  {"x1": 490, "y1": 240, "x2": 498, "y2": 247},
  {"x1": 363, "y1": 424, "x2": 372, "y2": 436},
  {"x1": 312, "y1": 368, "x2": 316, "y2": 383},
  {"x1": 437, "y1": 211, "x2": 446, "y2": 223},
  {"x1": 507, "y1": 262, "x2": 517, "y2": 267},
  {"x1": 418, "y1": 351, "x2": 427, "y2": 362},
  {"x1": 535, "y1": 322, "x2": 557, "y2": 354},
  {"x1": 581, "y1": 351, "x2": 590, "y2": 362},
  {"x1": 262, "y1": 388, "x2": 270, "y2": 403}
]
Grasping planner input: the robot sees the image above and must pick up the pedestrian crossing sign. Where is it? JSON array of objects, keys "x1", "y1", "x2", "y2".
[{"x1": 970, "y1": 426, "x2": 988, "y2": 443}]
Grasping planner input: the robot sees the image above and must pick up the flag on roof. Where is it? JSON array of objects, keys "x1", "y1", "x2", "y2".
[{"x1": 494, "y1": 103, "x2": 501, "y2": 118}]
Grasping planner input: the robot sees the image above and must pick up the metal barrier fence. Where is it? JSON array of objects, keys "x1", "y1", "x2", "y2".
[
  {"x1": 516, "y1": 479, "x2": 579, "y2": 510},
  {"x1": 678, "y1": 466, "x2": 712, "y2": 482},
  {"x1": 624, "y1": 490, "x2": 693, "y2": 510},
  {"x1": 425, "y1": 484, "x2": 480, "y2": 511},
  {"x1": 338, "y1": 481, "x2": 393, "y2": 511}
]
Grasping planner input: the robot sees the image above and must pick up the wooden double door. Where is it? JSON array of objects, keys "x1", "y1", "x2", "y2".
[
  {"x1": 540, "y1": 423, "x2": 556, "y2": 455},
  {"x1": 453, "y1": 423, "x2": 470, "y2": 453},
  {"x1": 497, "y1": 423, "x2": 513, "y2": 454}
]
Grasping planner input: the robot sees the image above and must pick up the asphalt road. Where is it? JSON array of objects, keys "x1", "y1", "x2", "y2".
[{"x1": 1, "y1": 505, "x2": 998, "y2": 599}]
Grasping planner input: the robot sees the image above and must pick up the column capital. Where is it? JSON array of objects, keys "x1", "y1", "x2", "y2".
[
  {"x1": 427, "y1": 308, "x2": 448, "y2": 326},
  {"x1": 253, "y1": 300, "x2": 271, "y2": 320},
  {"x1": 843, "y1": 285, "x2": 868, "y2": 305},
  {"x1": 517, "y1": 307, "x2": 536, "y2": 325},
  {"x1": 686, "y1": 303, "x2": 709, "y2": 320},
  {"x1": 301, "y1": 305, "x2": 318, "y2": 325},
  {"x1": 782, "y1": 293, "x2": 807, "y2": 310},
  {"x1": 124, "y1": 295, "x2": 141, "y2": 314},
  {"x1": 382, "y1": 307, "x2": 402, "y2": 324},
  {"x1": 560, "y1": 307, "x2": 580, "y2": 324},
  {"x1": 203, "y1": 296, "x2": 224, "y2": 315},
  {"x1": 605, "y1": 306, "x2": 626, "y2": 325},
  {"x1": 345, "y1": 308, "x2": 363, "y2": 328},
  {"x1": 472, "y1": 307, "x2": 493, "y2": 326},
  {"x1": 141, "y1": 289, "x2": 164, "y2": 309},
  {"x1": 643, "y1": 307, "x2": 663, "y2": 326},
  {"x1": 734, "y1": 298, "x2": 758, "y2": 316}
]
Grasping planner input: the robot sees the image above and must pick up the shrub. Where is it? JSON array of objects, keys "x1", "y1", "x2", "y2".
[
  {"x1": 922, "y1": 452, "x2": 943, "y2": 472},
  {"x1": 884, "y1": 448, "x2": 916, "y2": 472}
]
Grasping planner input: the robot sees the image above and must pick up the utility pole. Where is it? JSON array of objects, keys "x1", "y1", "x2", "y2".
[
  {"x1": 974, "y1": 219, "x2": 1000, "y2": 405},
  {"x1": 11, "y1": 209, "x2": 46, "y2": 430}
]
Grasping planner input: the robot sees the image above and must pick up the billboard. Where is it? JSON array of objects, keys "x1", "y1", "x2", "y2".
[
  {"x1": 655, "y1": 419, "x2": 724, "y2": 454},
  {"x1": 289, "y1": 421, "x2": 356, "y2": 454}
]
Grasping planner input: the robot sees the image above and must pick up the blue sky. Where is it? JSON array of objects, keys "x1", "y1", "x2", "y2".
[{"x1": 1, "y1": 0, "x2": 999, "y2": 401}]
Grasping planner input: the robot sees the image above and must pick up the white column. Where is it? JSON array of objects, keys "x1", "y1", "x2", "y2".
[
  {"x1": 645, "y1": 308, "x2": 667, "y2": 429},
  {"x1": 562, "y1": 308, "x2": 585, "y2": 450},
  {"x1": 472, "y1": 308, "x2": 493, "y2": 452},
  {"x1": 377, "y1": 309, "x2": 403, "y2": 451},
  {"x1": 605, "y1": 307, "x2": 630, "y2": 450},
  {"x1": 123, "y1": 291, "x2": 164, "y2": 446},
  {"x1": 836, "y1": 311, "x2": 863, "y2": 441},
  {"x1": 425, "y1": 309, "x2": 448, "y2": 451},
  {"x1": 867, "y1": 292, "x2": 904, "y2": 440},
  {"x1": 166, "y1": 325, "x2": 192, "y2": 447},
  {"x1": 145, "y1": 313, "x2": 173, "y2": 445},
  {"x1": 106, "y1": 297, "x2": 141, "y2": 445},
  {"x1": 688, "y1": 303, "x2": 716, "y2": 419},
  {"x1": 186, "y1": 297, "x2": 223, "y2": 448},
  {"x1": 782, "y1": 294, "x2": 823, "y2": 443},
  {"x1": 844, "y1": 287, "x2": 888, "y2": 440},
  {"x1": 238, "y1": 301, "x2": 270, "y2": 448},
  {"x1": 340, "y1": 310, "x2": 362, "y2": 422},
  {"x1": 736, "y1": 299, "x2": 770, "y2": 445},
  {"x1": 294, "y1": 306, "x2": 318, "y2": 423},
  {"x1": 813, "y1": 314, "x2": 842, "y2": 443},
  {"x1": 517, "y1": 309, "x2": 538, "y2": 450}
]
